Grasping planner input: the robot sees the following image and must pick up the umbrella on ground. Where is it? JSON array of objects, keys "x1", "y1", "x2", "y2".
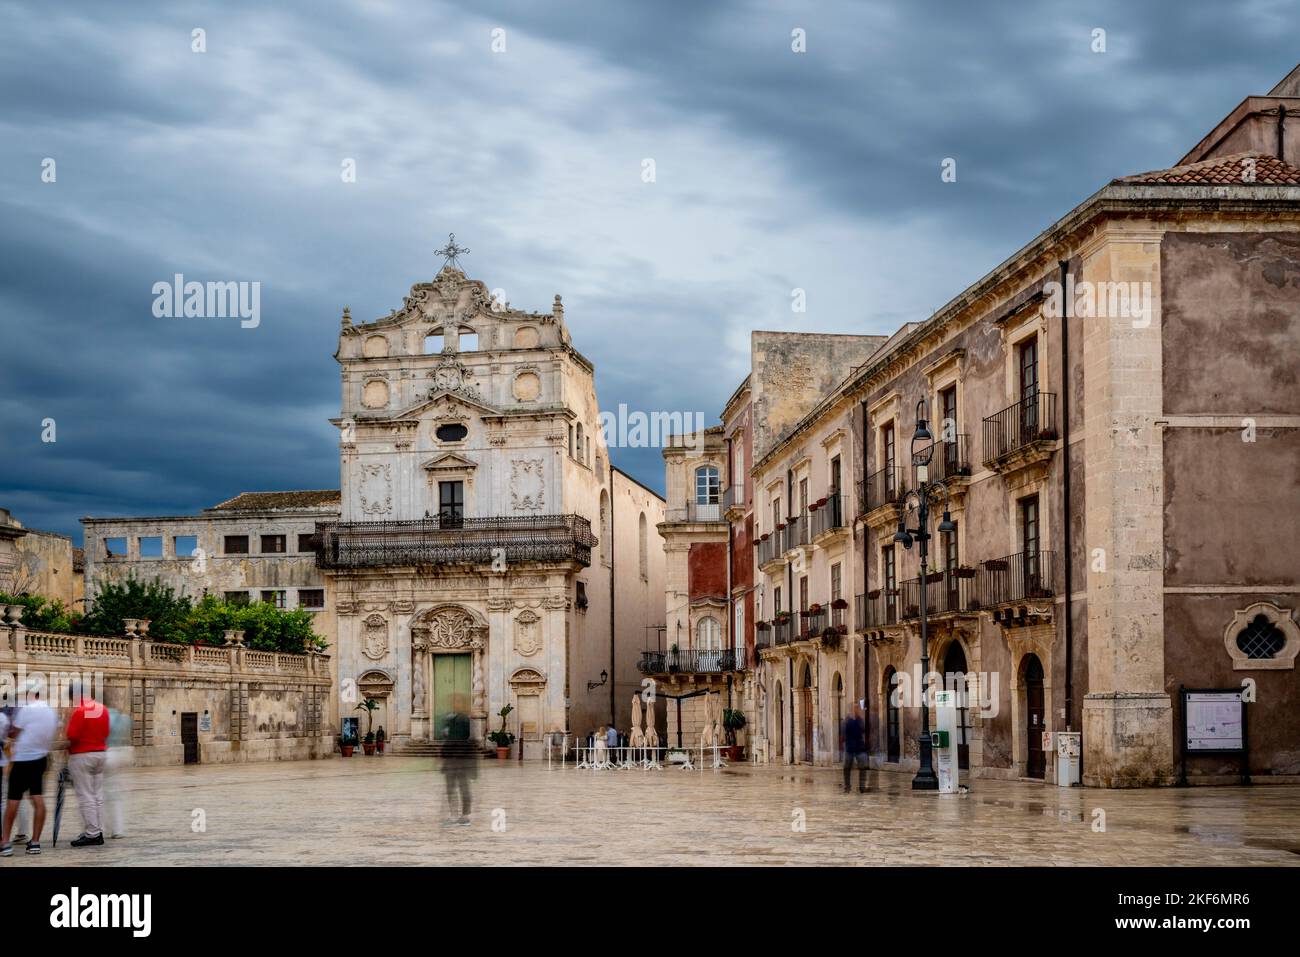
[{"x1": 52, "y1": 766, "x2": 71, "y2": 847}]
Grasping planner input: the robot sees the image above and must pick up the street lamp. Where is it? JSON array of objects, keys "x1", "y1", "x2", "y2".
[{"x1": 893, "y1": 400, "x2": 956, "y2": 791}]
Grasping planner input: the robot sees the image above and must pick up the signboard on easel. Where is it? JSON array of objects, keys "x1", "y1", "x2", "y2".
[{"x1": 1179, "y1": 687, "x2": 1248, "y2": 786}]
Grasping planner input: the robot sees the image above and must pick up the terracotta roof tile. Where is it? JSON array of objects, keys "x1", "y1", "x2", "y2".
[
  {"x1": 1117, "y1": 151, "x2": 1300, "y2": 186},
  {"x1": 207, "y1": 490, "x2": 341, "y2": 512}
]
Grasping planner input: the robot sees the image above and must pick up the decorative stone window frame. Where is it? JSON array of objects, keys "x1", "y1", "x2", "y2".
[
  {"x1": 867, "y1": 390, "x2": 902, "y2": 470},
  {"x1": 998, "y1": 303, "x2": 1050, "y2": 407},
  {"x1": 511, "y1": 364, "x2": 543, "y2": 403},
  {"x1": 923, "y1": 349, "x2": 965, "y2": 442},
  {"x1": 1223, "y1": 602, "x2": 1299, "y2": 671},
  {"x1": 423, "y1": 452, "x2": 477, "y2": 513}
]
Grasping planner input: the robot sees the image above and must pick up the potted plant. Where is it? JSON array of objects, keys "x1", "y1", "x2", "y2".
[
  {"x1": 338, "y1": 733, "x2": 357, "y2": 758},
  {"x1": 924, "y1": 570, "x2": 944, "y2": 584},
  {"x1": 867, "y1": 588, "x2": 881, "y2": 600},
  {"x1": 984, "y1": 559, "x2": 1008, "y2": 572},
  {"x1": 755, "y1": 620, "x2": 771, "y2": 632},
  {"x1": 722, "y1": 708, "x2": 747, "y2": 760},
  {"x1": 831, "y1": 598, "x2": 849, "y2": 610},
  {"x1": 808, "y1": 602, "x2": 823, "y2": 614},
  {"x1": 953, "y1": 565, "x2": 978, "y2": 580},
  {"x1": 1037, "y1": 428, "x2": 1059, "y2": 441},
  {"x1": 668, "y1": 643, "x2": 681, "y2": 672},
  {"x1": 820, "y1": 627, "x2": 841, "y2": 650},
  {"x1": 774, "y1": 610, "x2": 791, "y2": 623},
  {"x1": 355, "y1": 697, "x2": 379, "y2": 756},
  {"x1": 487, "y1": 704, "x2": 516, "y2": 759}
]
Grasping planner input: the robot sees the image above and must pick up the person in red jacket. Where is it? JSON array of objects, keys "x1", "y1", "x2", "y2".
[{"x1": 65, "y1": 683, "x2": 109, "y2": 848}]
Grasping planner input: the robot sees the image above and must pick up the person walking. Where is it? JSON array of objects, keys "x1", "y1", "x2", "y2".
[
  {"x1": 1, "y1": 702, "x2": 34, "y2": 844},
  {"x1": 65, "y1": 683, "x2": 110, "y2": 847},
  {"x1": 104, "y1": 703, "x2": 132, "y2": 839},
  {"x1": 1, "y1": 679, "x2": 57, "y2": 856},
  {"x1": 439, "y1": 694, "x2": 475, "y2": 826},
  {"x1": 842, "y1": 704, "x2": 869, "y2": 793}
]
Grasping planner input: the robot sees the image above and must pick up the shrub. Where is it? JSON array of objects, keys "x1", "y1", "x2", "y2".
[
  {"x1": 0, "y1": 592, "x2": 81, "y2": 633},
  {"x1": 80, "y1": 577, "x2": 192, "y2": 640}
]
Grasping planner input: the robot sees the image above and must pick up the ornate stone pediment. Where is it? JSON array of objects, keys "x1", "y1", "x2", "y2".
[
  {"x1": 514, "y1": 610, "x2": 542, "y2": 657},
  {"x1": 508, "y1": 667, "x2": 546, "y2": 686},
  {"x1": 358, "y1": 463, "x2": 392, "y2": 515},
  {"x1": 415, "y1": 606, "x2": 485, "y2": 650},
  {"x1": 422, "y1": 452, "x2": 477, "y2": 475},
  {"x1": 362, "y1": 614, "x2": 389, "y2": 660}
]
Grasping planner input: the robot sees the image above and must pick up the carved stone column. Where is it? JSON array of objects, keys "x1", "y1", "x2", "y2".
[
  {"x1": 470, "y1": 626, "x2": 488, "y2": 742},
  {"x1": 411, "y1": 627, "x2": 430, "y2": 741}
]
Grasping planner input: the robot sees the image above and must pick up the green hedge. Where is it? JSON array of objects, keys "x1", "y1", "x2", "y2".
[{"x1": 4, "y1": 577, "x2": 327, "y2": 654}]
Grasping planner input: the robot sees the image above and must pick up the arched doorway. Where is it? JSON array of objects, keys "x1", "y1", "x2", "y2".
[
  {"x1": 831, "y1": 672, "x2": 844, "y2": 756},
  {"x1": 773, "y1": 682, "x2": 784, "y2": 758},
  {"x1": 1023, "y1": 654, "x2": 1045, "y2": 778},
  {"x1": 800, "y1": 663, "x2": 814, "y2": 763},
  {"x1": 358, "y1": 670, "x2": 394, "y2": 744},
  {"x1": 411, "y1": 605, "x2": 484, "y2": 742},
  {"x1": 942, "y1": 643, "x2": 972, "y2": 771},
  {"x1": 884, "y1": 666, "x2": 900, "y2": 763}
]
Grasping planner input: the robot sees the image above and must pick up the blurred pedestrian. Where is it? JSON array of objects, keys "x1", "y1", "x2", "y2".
[
  {"x1": 439, "y1": 694, "x2": 475, "y2": 826},
  {"x1": 842, "y1": 704, "x2": 868, "y2": 793},
  {"x1": 104, "y1": 702, "x2": 132, "y2": 838},
  {"x1": 1, "y1": 679, "x2": 56, "y2": 856}
]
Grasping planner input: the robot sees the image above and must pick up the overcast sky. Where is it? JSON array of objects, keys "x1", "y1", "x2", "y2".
[{"x1": 1, "y1": 0, "x2": 1295, "y2": 540}]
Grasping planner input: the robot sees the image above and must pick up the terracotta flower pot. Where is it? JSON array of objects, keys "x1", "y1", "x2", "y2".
[
  {"x1": 496, "y1": 746, "x2": 509, "y2": 760},
  {"x1": 340, "y1": 745, "x2": 355, "y2": 758}
]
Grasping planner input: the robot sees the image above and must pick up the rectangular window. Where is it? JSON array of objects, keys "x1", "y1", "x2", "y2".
[
  {"x1": 138, "y1": 536, "x2": 163, "y2": 558},
  {"x1": 831, "y1": 563, "x2": 842, "y2": 601},
  {"x1": 946, "y1": 523, "x2": 959, "y2": 570},
  {"x1": 104, "y1": 537, "x2": 128, "y2": 559},
  {"x1": 261, "y1": 590, "x2": 287, "y2": 609},
  {"x1": 261, "y1": 534, "x2": 286, "y2": 554},
  {"x1": 774, "y1": 586, "x2": 782, "y2": 614},
  {"x1": 772, "y1": 498, "x2": 781, "y2": 531},
  {"x1": 225, "y1": 591, "x2": 251, "y2": 606},
  {"x1": 1021, "y1": 495, "x2": 1040, "y2": 562},
  {"x1": 941, "y1": 386, "x2": 958, "y2": 472},
  {"x1": 298, "y1": 589, "x2": 325, "y2": 610},
  {"x1": 830, "y1": 455, "x2": 841, "y2": 494},
  {"x1": 799, "y1": 576, "x2": 808, "y2": 612},
  {"x1": 174, "y1": 535, "x2": 198, "y2": 560},
  {"x1": 224, "y1": 535, "x2": 249, "y2": 555},
  {"x1": 297, "y1": 533, "x2": 315, "y2": 553},
  {"x1": 882, "y1": 421, "x2": 897, "y2": 498},
  {"x1": 883, "y1": 544, "x2": 897, "y2": 621},
  {"x1": 575, "y1": 580, "x2": 588, "y2": 611},
  {"x1": 439, "y1": 481, "x2": 464, "y2": 526},
  {"x1": 798, "y1": 478, "x2": 808, "y2": 516}
]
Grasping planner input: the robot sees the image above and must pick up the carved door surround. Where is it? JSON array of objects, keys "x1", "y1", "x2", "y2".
[{"x1": 410, "y1": 604, "x2": 489, "y2": 741}]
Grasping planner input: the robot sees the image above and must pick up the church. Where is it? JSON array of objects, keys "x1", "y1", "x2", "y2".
[{"x1": 317, "y1": 252, "x2": 665, "y2": 754}]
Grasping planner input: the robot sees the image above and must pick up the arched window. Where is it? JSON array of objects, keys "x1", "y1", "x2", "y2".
[
  {"x1": 599, "y1": 489, "x2": 610, "y2": 565},
  {"x1": 423, "y1": 330, "x2": 444, "y2": 354},
  {"x1": 638, "y1": 512, "x2": 648, "y2": 580},
  {"x1": 695, "y1": 465, "x2": 720, "y2": 505},
  {"x1": 697, "y1": 616, "x2": 721, "y2": 651}
]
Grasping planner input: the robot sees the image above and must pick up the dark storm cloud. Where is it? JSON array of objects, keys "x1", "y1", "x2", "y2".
[{"x1": 0, "y1": 0, "x2": 1293, "y2": 537}]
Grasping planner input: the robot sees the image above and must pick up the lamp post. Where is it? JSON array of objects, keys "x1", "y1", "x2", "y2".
[{"x1": 893, "y1": 400, "x2": 956, "y2": 791}]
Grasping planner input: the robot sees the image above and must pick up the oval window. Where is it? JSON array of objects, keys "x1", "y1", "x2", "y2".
[{"x1": 436, "y1": 423, "x2": 469, "y2": 443}]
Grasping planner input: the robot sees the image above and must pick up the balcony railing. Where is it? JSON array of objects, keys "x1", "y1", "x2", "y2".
[
  {"x1": 861, "y1": 466, "x2": 907, "y2": 514},
  {"x1": 930, "y1": 434, "x2": 972, "y2": 483},
  {"x1": 314, "y1": 515, "x2": 597, "y2": 569},
  {"x1": 799, "y1": 607, "x2": 827, "y2": 639},
  {"x1": 773, "y1": 617, "x2": 794, "y2": 644},
  {"x1": 979, "y1": 550, "x2": 1056, "y2": 605},
  {"x1": 665, "y1": 500, "x2": 724, "y2": 523},
  {"x1": 786, "y1": 512, "x2": 810, "y2": 549},
  {"x1": 831, "y1": 602, "x2": 847, "y2": 630},
  {"x1": 755, "y1": 629, "x2": 772, "y2": 652},
  {"x1": 638, "y1": 647, "x2": 748, "y2": 675},
  {"x1": 857, "y1": 591, "x2": 901, "y2": 629},
  {"x1": 982, "y1": 393, "x2": 1058, "y2": 466},
  {"x1": 757, "y1": 532, "x2": 784, "y2": 566},
  {"x1": 810, "y1": 493, "x2": 847, "y2": 538},
  {"x1": 722, "y1": 484, "x2": 744, "y2": 512}
]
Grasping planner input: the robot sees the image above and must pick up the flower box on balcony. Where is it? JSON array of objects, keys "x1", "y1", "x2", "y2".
[
  {"x1": 904, "y1": 605, "x2": 920, "y2": 619},
  {"x1": 923, "y1": 571, "x2": 944, "y2": 584},
  {"x1": 867, "y1": 589, "x2": 881, "y2": 600},
  {"x1": 984, "y1": 560, "x2": 1008, "y2": 572},
  {"x1": 774, "y1": 612, "x2": 791, "y2": 623},
  {"x1": 831, "y1": 598, "x2": 849, "y2": 610},
  {"x1": 1028, "y1": 586, "x2": 1052, "y2": 599},
  {"x1": 758, "y1": 533, "x2": 770, "y2": 542},
  {"x1": 1037, "y1": 428, "x2": 1059, "y2": 442},
  {"x1": 776, "y1": 523, "x2": 787, "y2": 531},
  {"x1": 755, "y1": 621, "x2": 771, "y2": 632},
  {"x1": 808, "y1": 501, "x2": 820, "y2": 512},
  {"x1": 953, "y1": 566, "x2": 978, "y2": 580},
  {"x1": 884, "y1": 588, "x2": 900, "y2": 597},
  {"x1": 807, "y1": 603, "x2": 823, "y2": 614}
]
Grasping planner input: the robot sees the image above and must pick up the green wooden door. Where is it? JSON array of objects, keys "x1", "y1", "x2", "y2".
[{"x1": 433, "y1": 655, "x2": 472, "y2": 740}]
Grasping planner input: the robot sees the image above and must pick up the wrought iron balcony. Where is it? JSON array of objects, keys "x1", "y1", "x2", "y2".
[
  {"x1": 930, "y1": 434, "x2": 972, "y2": 483},
  {"x1": 810, "y1": 493, "x2": 847, "y2": 539},
  {"x1": 722, "y1": 484, "x2": 744, "y2": 514},
  {"x1": 314, "y1": 515, "x2": 597, "y2": 569},
  {"x1": 982, "y1": 393, "x2": 1058, "y2": 467},
  {"x1": 665, "y1": 501, "x2": 724, "y2": 523},
  {"x1": 754, "y1": 628, "x2": 773, "y2": 652},
  {"x1": 898, "y1": 572, "x2": 981, "y2": 619},
  {"x1": 861, "y1": 466, "x2": 908, "y2": 515},
  {"x1": 773, "y1": 617, "x2": 795, "y2": 644},
  {"x1": 857, "y1": 590, "x2": 901, "y2": 630},
  {"x1": 798, "y1": 607, "x2": 827, "y2": 639},
  {"x1": 786, "y1": 512, "x2": 810, "y2": 549},
  {"x1": 756, "y1": 531, "x2": 784, "y2": 566},
  {"x1": 979, "y1": 550, "x2": 1056, "y2": 606},
  {"x1": 638, "y1": 647, "x2": 748, "y2": 675}
]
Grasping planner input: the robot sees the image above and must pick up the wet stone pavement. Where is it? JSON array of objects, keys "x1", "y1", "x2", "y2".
[{"x1": 5, "y1": 757, "x2": 1298, "y2": 866}]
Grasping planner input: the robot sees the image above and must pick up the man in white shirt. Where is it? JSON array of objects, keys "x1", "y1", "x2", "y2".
[{"x1": 2, "y1": 680, "x2": 57, "y2": 856}]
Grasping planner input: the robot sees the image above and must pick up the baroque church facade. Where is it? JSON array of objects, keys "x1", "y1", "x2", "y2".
[{"x1": 319, "y1": 263, "x2": 665, "y2": 753}]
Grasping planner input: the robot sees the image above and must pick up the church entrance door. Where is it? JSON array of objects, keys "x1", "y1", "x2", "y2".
[{"x1": 432, "y1": 654, "x2": 472, "y2": 740}]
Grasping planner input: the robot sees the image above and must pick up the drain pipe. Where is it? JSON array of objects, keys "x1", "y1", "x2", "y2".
[
  {"x1": 1059, "y1": 259, "x2": 1075, "y2": 734},
  {"x1": 786, "y1": 466, "x2": 795, "y2": 758},
  {"x1": 860, "y1": 398, "x2": 871, "y2": 743},
  {"x1": 609, "y1": 467, "x2": 616, "y2": 727}
]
